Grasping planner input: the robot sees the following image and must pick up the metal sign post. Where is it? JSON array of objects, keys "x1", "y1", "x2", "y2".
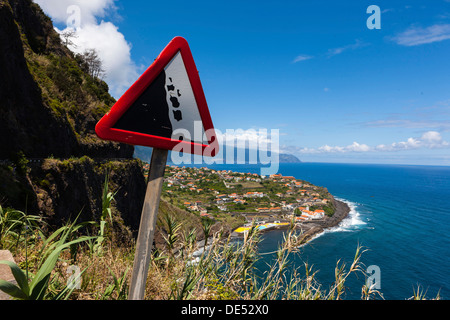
[
  {"x1": 95, "y1": 37, "x2": 217, "y2": 299},
  {"x1": 128, "y1": 148, "x2": 168, "y2": 300}
]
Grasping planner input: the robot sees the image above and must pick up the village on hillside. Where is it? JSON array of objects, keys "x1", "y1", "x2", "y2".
[{"x1": 143, "y1": 164, "x2": 336, "y2": 233}]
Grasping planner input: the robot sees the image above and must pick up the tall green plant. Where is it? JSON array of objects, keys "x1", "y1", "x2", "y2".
[
  {"x1": 163, "y1": 214, "x2": 182, "y2": 269},
  {"x1": 93, "y1": 172, "x2": 117, "y2": 255},
  {"x1": 200, "y1": 217, "x2": 214, "y2": 249},
  {"x1": 99, "y1": 267, "x2": 129, "y2": 300},
  {"x1": 0, "y1": 220, "x2": 95, "y2": 300},
  {"x1": 101, "y1": 171, "x2": 116, "y2": 223},
  {"x1": 169, "y1": 267, "x2": 199, "y2": 300},
  {"x1": 0, "y1": 205, "x2": 41, "y2": 250}
]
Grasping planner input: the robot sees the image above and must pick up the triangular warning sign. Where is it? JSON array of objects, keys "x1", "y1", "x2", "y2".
[{"x1": 95, "y1": 36, "x2": 217, "y2": 156}]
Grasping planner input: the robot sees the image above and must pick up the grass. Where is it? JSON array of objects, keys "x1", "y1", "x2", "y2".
[
  {"x1": 0, "y1": 216, "x2": 95, "y2": 300},
  {"x1": 0, "y1": 193, "x2": 442, "y2": 300}
]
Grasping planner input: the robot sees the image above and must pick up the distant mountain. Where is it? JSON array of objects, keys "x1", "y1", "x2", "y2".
[
  {"x1": 134, "y1": 146, "x2": 301, "y2": 164},
  {"x1": 279, "y1": 153, "x2": 302, "y2": 163}
]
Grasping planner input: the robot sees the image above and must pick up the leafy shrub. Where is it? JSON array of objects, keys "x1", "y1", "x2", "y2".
[{"x1": 10, "y1": 151, "x2": 29, "y2": 176}]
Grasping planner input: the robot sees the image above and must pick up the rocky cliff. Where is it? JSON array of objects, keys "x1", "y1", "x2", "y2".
[
  {"x1": 0, "y1": 0, "x2": 133, "y2": 159},
  {"x1": 0, "y1": 0, "x2": 145, "y2": 234}
]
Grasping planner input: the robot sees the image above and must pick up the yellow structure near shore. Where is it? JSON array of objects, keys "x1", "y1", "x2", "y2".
[{"x1": 234, "y1": 222, "x2": 290, "y2": 233}]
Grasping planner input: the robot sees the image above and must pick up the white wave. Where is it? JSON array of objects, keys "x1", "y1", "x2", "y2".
[
  {"x1": 332, "y1": 197, "x2": 367, "y2": 232},
  {"x1": 305, "y1": 198, "x2": 366, "y2": 244}
]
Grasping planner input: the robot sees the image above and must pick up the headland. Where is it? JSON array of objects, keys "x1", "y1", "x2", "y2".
[{"x1": 159, "y1": 165, "x2": 351, "y2": 247}]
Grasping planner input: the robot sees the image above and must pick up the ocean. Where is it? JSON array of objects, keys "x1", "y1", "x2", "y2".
[{"x1": 186, "y1": 162, "x2": 450, "y2": 300}]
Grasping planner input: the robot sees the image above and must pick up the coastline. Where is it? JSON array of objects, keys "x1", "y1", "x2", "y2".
[
  {"x1": 295, "y1": 198, "x2": 350, "y2": 245},
  {"x1": 189, "y1": 198, "x2": 351, "y2": 260},
  {"x1": 229, "y1": 197, "x2": 350, "y2": 245}
]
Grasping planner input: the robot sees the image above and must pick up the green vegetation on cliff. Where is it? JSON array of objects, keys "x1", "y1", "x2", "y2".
[
  {"x1": 0, "y1": 0, "x2": 132, "y2": 159},
  {"x1": 0, "y1": 0, "x2": 142, "y2": 236}
]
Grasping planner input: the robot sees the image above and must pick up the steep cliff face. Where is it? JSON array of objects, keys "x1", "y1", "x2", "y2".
[
  {"x1": 0, "y1": 0, "x2": 145, "y2": 234},
  {"x1": 0, "y1": 0, "x2": 65, "y2": 159},
  {"x1": 0, "y1": 0, "x2": 133, "y2": 159},
  {"x1": 29, "y1": 158, "x2": 146, "y2": 233}
]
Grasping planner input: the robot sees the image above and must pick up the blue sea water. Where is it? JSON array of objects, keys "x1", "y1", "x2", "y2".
[{"x1": 189, "y1": 162, "x2": 450, "y2": 300}]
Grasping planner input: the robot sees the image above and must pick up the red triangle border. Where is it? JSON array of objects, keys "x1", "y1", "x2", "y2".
[{"x1": 95, "y1": 36, "x2": 217, "y2": 157}]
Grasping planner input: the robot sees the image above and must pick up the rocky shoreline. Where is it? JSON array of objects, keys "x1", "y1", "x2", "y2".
[
  {"x1": 230, "y1": 197, "x2": 350, "y2": 244},
  {"x1": 295, "y1": 198, "x2": 350, "y2": 244},
  {"x1": 191, "y1": 198, "x2": 350, "y2": 257}
]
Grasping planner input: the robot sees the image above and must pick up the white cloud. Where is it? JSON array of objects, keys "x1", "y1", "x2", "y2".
[
  {"x1": 34, "y1": 0, "x2": 116, "y2": 26},
  {"x1": 318, "y1": 145, "x2": 344, "y2": 153},
  {"x1": 327, "y1": 40, "x2": 365, "y2": 57},
  {"x1": 347, "y1": 142, "x2": 371, "y2": 152},
  {"x1": 292, "y1": 55, "x2": 313, "y2": 63},
  {"x1": 290, "y1": 131, "x2": 449, "y2": 154},
  {"x1": 61, "y1": 21, "x2": 139, "y2": 97},
  {"x1": 390, "y1": 24, "x2": 450, "y2": 46},
  {"x1": 377, "y1": 131, "x2": 449, "y2": 151},
  {"x1": 216, "y1": 129, "x2": 278, "y2": 148},
  {"x1": 292, "y1": 40, "x2": 365, "y2": 65},
  {"x1": 315, "y1": 141, "x2": 370, "y2": 153},
  {"x1": 34, "y1": 0, "x2": 139, "y2": 98},
  {"x1": 376, "y1": 137, "x2": 421, "y2": 151}
]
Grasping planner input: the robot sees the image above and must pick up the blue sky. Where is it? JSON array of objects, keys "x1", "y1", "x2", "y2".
[{"x1": 36, "y1": 0, "x2": 450, "y2": 165}]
